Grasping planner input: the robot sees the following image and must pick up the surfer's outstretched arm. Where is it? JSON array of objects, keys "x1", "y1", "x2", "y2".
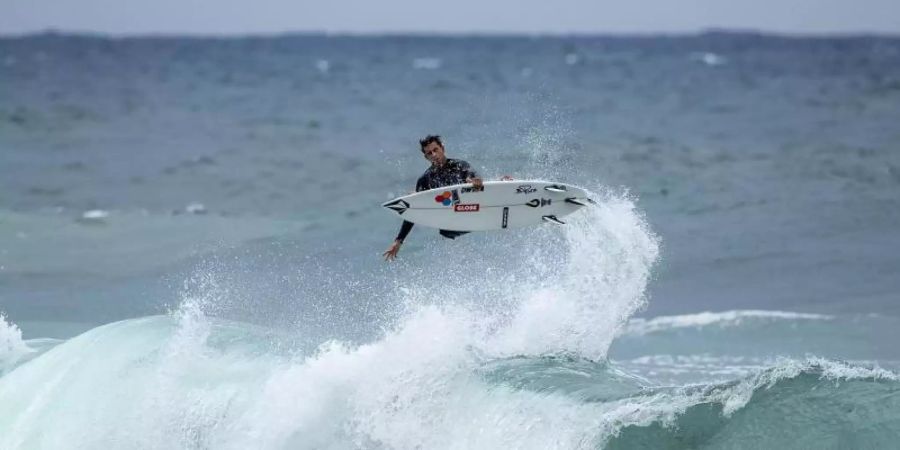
[
  {"x1": 383, "y1": 221, "x2": 413, "y2": 261},
  {"x1": 384, "y1": 176, "x2": 429, "y2": 261}
]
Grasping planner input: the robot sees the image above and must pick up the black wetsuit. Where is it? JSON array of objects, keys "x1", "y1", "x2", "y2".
[{"x1": 395, "y1": 158, "x2": 478, "y2": 242}]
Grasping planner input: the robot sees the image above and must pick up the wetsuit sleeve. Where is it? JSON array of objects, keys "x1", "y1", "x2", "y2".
[
  {"x1": 459, "y1": 160, "x2": 478, "y2": 179},
  {"x1": 396, "y1": 220, "x2": 414, "y2": 243},
  {"x1": 396, "y1": 176, "x2": 428, "y2": 243},
  {"x1": 415, "y1": 175, "x2": 428, "y2": 192}
]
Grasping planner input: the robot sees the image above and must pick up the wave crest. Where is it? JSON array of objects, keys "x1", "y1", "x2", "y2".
[{"x1": 607, "y1": 358, "x2": 900, "y2": 449}]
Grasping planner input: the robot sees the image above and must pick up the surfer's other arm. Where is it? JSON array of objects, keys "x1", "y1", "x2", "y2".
[{"x1": 457, "y1": 159, "x2": 484, "y2": 189}]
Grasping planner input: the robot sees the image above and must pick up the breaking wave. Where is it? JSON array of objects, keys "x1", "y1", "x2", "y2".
[{"x1": 2, "y1": 188, "x2": 895, "y2": 449}]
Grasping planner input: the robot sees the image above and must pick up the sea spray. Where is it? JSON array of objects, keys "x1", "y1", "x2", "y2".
[
  {"x1": 488, "y1": 188, "x2": 659, "y2": 359},
  {"x1": 203, "y1": 185, "x2": 661, "y2": 448},
  {"x1": 0, "y1": 313, "x2": 31, "y2": 374}
]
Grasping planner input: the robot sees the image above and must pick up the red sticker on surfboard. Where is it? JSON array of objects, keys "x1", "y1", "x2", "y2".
[{"x1": 454, "y1": 204, "x2": 480, "y2": 212}]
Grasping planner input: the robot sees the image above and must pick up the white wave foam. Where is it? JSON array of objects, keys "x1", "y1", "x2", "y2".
[
  {"x1": 184, "y1": 202, "x2": 207, "y2": 215},
  {"x1": 0, "y1": 313, "x2": 31, "y2": 374},
  {"x1": 224, "y1": 306, "x2": 621, "y2": 449},
  {"x1": 412, "y1": 57, "x2": 441, "y2": 70},
  {"x1": 690, "y1": 51, "x2": 727, "y2": 66},
  {"x1": 625, "y1": 310, "x2": 833, "y2": 336},
  {"x1": 79, "y1": 209, "x2": 109, "y2": 222},
  {"x1": 621, "y1": 354, "x2": 769, "y2": 378},
  {"x1": 806, "y1": 356, "x2": 898, "y2": 381}
]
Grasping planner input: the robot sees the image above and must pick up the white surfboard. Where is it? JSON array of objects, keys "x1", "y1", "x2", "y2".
[{"x1": 382, "y1": 180, "x2": 592, "y2": 231}]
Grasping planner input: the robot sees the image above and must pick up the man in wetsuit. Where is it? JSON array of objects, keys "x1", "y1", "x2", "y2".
[{"x1": 382, "y1": 135, "x2": 483, "y2": 261}]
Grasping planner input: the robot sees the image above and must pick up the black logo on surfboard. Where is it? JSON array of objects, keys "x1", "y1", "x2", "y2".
[
  {"x1": 525, "y1": 198, "x2": 552, "y2": 208},
  {"x1": 383, "y1": 199, "x2": 410, "y2": 215}
]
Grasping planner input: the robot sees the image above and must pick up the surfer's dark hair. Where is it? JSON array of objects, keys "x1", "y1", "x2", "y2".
[{"x1": 419, "y1": 135, "x2": 443, "y2": 152}]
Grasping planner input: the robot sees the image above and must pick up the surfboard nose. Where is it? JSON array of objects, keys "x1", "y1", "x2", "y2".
[{"x1": 382, "y1": 199, "x2": 409, "y2": 215}]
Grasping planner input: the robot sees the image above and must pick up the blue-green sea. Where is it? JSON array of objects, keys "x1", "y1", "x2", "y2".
[{"x1": 2, "y1": 32, "x2": 899, "y2": 449}]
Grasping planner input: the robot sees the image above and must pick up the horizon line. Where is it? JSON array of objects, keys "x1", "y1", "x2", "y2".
[{"x1": 2, "y1": 27, "x2": 900, "y2": 40}]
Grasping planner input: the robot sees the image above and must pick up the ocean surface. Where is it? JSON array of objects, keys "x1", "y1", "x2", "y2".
[{"x1": 1, "y1": 32, "x2": 900, "y2": 449}]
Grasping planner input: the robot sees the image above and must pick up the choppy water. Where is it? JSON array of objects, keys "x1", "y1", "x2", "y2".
[{"x1": 1, "y1": 32, "x2": 900, "y2": 449}]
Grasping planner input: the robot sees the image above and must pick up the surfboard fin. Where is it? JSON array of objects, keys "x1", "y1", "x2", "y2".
[
  {"x1": 565, "y1": 198, "x2": 587, "y2": 206},
  {"x1": 544, "y1": 185, "x2": 567, "y2": 193},
  {"x1": 542, "y1": 215, "x2": 565, "y2": 225}
]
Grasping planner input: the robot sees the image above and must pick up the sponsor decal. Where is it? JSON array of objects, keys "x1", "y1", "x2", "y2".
[
  {"x1": 461, "y1": 186, "x2": 484, "y2": 193},
  {"x1": 525, "y1": 198, "x2": 552, "y2": 208},
  {"x1": 434, "y1": 191, "x2": 453, "y2": 206},
  {"x1": 516, "y1": 185, "x2": 537, "y2": 194},
  {"x1": 454, "y1": 203, "x2": 480, "y2": 212},
  {"x1": 502, "y1": 207, "x2": 509, "y2": 228},
  {"x1": 383, "y1": 199, "x2": 410, "y2": 214}
]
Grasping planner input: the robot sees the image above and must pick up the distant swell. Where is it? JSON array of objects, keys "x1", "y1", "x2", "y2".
[{"x1": 625, "y1": 310, "x2": 834, "y2": 336}]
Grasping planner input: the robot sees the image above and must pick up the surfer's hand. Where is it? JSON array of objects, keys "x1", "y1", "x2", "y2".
[
  {"x1": 500, "y1": 175, "x2": 514, "y2": 181},
  {"x1": 468, "y1": 177, "x2": 483, "y2": 190},
  {"x1": 383, "y1": 240, "x2": 402, "y2": 261}
]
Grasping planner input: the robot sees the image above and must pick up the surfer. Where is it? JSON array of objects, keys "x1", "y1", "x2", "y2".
[{"x1": 383, "y1": 135, "x2": 487, "y2": 261}]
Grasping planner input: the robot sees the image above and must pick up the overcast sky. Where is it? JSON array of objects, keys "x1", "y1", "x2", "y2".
[{"x1": 3, "y1": 0, "x2": 900, "y2": 36}]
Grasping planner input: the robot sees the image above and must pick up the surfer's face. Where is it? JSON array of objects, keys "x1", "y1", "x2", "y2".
[{"x1": 422, "y1": 141, "x2": 446, "y2": 165}]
